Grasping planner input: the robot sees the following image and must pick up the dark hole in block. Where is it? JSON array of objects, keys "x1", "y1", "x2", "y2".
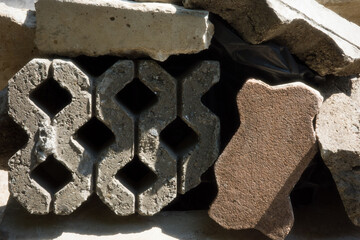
[
  {"x1": 72, "y1": 55, "x2": 120, "y2": 77},
  {"x1": 115, "y1": 78, "x2": 157, "y2": 115},
  {"x1": 163, "y1": 165, "x2": 217, "y2": 211},
  {"x1": 75, "y1": 117, "x2": 115, "y2": 154},
  {"x1": 0, "y1": 116, "x2": 29, "y2": 170},
  {"x1": 160, "y1": 117, "x2": 199, "y2": 157},
  {"x1": 30, "y1": 155, "x2": 72, "y2": 195},
  {"x1": 30, "y1": 78, "x2": 72, "y2": 119},
  {"x1": 116, "y1": 155, "x2": 157, "y2": 194}
]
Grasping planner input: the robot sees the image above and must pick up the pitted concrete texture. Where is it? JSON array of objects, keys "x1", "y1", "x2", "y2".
[
  {"x1": 179, "y1": 61, "x2": 220, "y2": 194},
  {"x1": 317, "y1": 0, "x2": 360, "y2": 26},
  {"x1": 137, "y1": 61, "x2": 177, "y2": 215},
  {"x1": 184, "y1": 0, "x2": 360, "y2": 76},
  {"x1": 316, "y1": 76, "x2": 360, "y2": 226},
  {"x1": 35, "y1": 0, "x2": 213, "y2": 62},
  {"x1": 6, "y1": 58, "x2": 219, "y2": 216},
  {"x1": 209, "y1": 79, "x2": 322, "y2": 240},
  {"x1": 95, "y1": 61, "x2": 136, "y2": 216},
  {"x1": 8, "y1": 59, "x2": 93, "y2": 215},
  {"x1": 96, "y1": 60, "x2": 218, "y2": 215},
  {"x1": 0, "y1": 3, "x2": 38, "y2": 90},
  {"x1": 0, "y1": 88, "x2": 28, "y2": 171}
]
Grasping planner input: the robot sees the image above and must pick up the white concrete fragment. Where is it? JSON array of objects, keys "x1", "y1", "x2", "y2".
[{"x1": 35, "y1": 0, "x2": 214, "y2": 61}]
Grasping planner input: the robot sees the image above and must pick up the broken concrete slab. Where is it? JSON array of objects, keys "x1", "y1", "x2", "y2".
[
  {"x1": 35, "y1": 0, "x2": 213, "y2": 62},
  {"x1": 183, "y1": 0, "x2": 360, "y2": 76},
  {"x1": 209, "y1": 79, "x2": 322, "y2": 240},
  {"x1": 316, "y1": 76, "x2": 360, "y2": 226},
  {"x1": 8, "y1": 59, "x2": 93, "y2": 215},
  {"x1": 0, "y1": 3, "x2": 38, "y2": 90},
  {"x1": 317, "y1": 0, "x2": 360, "y2": 26}
]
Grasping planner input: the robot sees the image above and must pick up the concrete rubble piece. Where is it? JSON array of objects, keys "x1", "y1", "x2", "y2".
[
  {"x1": 7, "y1": 58, "x2": 220, "y2": 216},
  {"x1": 316, "y1": 0, "x2": 360, "y2": 26},
  {"x1": 183, "y1": 0, "x2": 360, "y2": 76},
  {"x1": 35, "y1": 0, "x2": 214, "y2": 61},
  {"x1": 316, "y1": 76, "x2": 360, "y2": 227},
  {"x1": 209, "y1": 79, "x2": 323, "y2": 240},
  {"x1": 0, "y1": 3, "x2": 38, "y2": 90}
]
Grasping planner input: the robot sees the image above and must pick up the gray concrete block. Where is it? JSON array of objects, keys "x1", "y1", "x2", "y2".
[
  {"x1": 8, "y1": 59, "x2": 93, "y2": 215},
  {"x1": 137, "y1": 60, "x2": 177, "y2": 215},
  {"x1": 95, "y1": 60, "x2": 136, "y2": 216},
  {"x1": 179, "y1": 61, "x2": 220, "y2": 194}
]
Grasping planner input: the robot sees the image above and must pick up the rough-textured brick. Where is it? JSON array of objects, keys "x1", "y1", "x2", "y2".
[{"x1": 209, "y1": 79, "x2": 322, "y2": 240}]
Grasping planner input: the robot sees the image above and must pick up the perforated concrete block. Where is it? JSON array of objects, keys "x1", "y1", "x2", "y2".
[
  {"x1": 7, "y1": 58, "x2": 220, "y2": 216},
  {"x1": 35, "y1": 0, "x2": 213, "y2": 61},
  {"x1": 96, "y1": 60, "x2": 219, "y2": 215},
  {"x1": 8, "y1": 59, "x2": 93, "y2": 215}
]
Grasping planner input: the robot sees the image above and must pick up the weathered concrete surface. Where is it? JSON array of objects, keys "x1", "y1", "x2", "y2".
[
  {"x1": 0, "y1": 88, "x2": 28, "y2": 171},
  {"x1": 178, "y1": 61, "x2": 220, "y2": 194},
  {"x1": 35, "y1": 0, "x2": 213, "y2": 62},
  {"x1": 0, "y1": 3, "x2": 38, "y2": 90},
  {"x1": 137, "y1": 61, "x2": 177, "y2": 215},
  {"x1": 8, "y1": 59, "x2": 93, "y2": 215},
  {"x1": 0, "y1": 170, "x2": 9, "y2": 225},
  {"x1": 317, "y1": 0, "x2": 360, "y2": 26},
  {"x1": 209, "y1": 79, "x2": 322, "y2": 240},
  {"x1": 95, "y1": 61, "x2": 136, "y2": 216},
  {"x1": 316, "y1": 76, "x2": 360, "y2": 226},
  {"x1": 184, "y1": 0, "x2": 360, "y2": 76}
]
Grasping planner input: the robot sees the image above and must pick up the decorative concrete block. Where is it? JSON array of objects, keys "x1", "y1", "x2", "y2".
[
  {"x1": 8, "y1": 59, "x2": 93, "y2": 215},
  {"x1": 7, "y1": 58, "x2": 220, "y2": 216},
  {"x1": 209, "y1": 79, "x2": 322, "y2": 240}
]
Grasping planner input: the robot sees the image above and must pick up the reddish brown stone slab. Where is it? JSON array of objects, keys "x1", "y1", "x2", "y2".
[{"x1": 209, "y1": 79, "x2": 323, "y2": 240}]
